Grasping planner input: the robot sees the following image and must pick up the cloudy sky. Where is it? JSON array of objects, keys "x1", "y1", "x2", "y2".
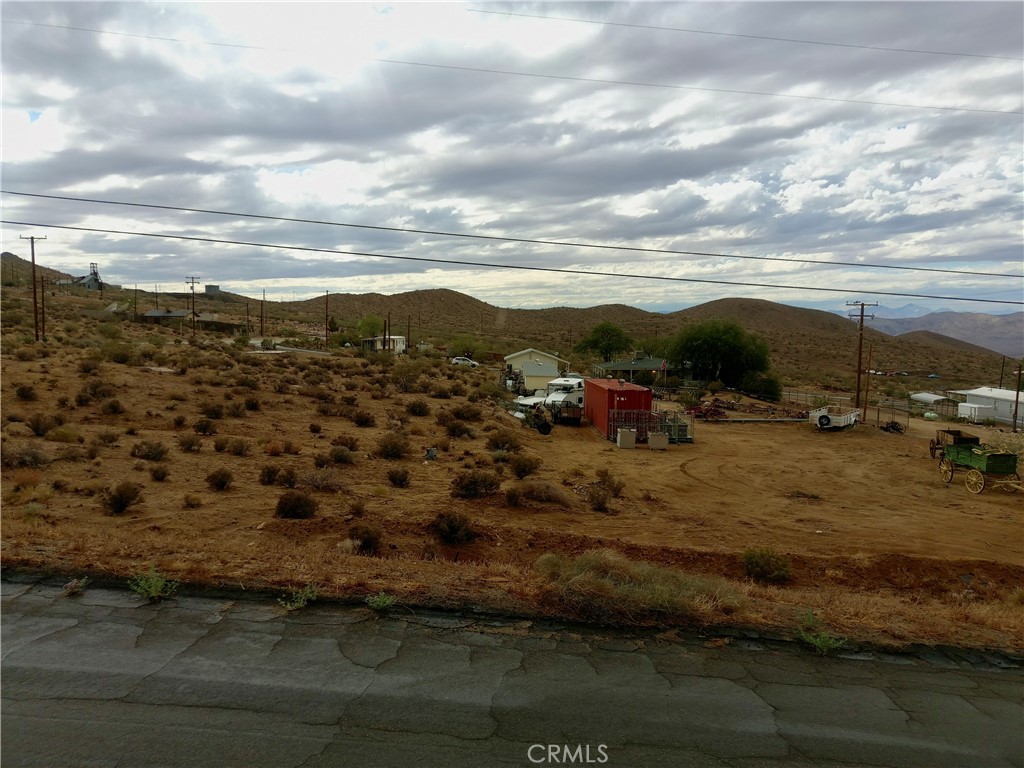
[{"x1": 2, "y1": 1, "x2": 1022, "y2": 315}]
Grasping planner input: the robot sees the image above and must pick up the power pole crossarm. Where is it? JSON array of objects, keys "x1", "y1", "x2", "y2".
[{"x1": 847, "y1": 302, "x2": 878, "y2": 411}]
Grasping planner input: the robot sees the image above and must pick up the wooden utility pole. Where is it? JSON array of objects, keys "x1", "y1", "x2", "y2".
[
  {"x1": 862, "y1": 344, "x2": 873, "y2": 422},
  {"x1": 185, "y1": 276, "x2": 200, "y2": 337},
  {"x1": 134, "y1": 284, "x2": 139, "y2": 322},
  {"x1": 847, "y1": 302, "x2": 877, "y2": 410},
  {"x1": 245, "y1": 302, "x2": 250, "y2": 336},
  {"x1": 407, "y1": 315, "x2": 411, "y2": 350},
  {"x1": 39, "y1": 277, "x2": 46, "y2": 339},
  {"x1": 324, "y1": 291, "x2": 329, "y2": 348},
  {"x1": 999, "y1": 357, "x2": 1006, "y2": 389},
  {"x1": 1014, "y1": 364, "x2": 1022, "y2": 433},
  {"x1": 260, "y1": 289, "x2": 265, "y2": 336},
  {"x1": 19, "y1": 234, "x2": 45, "y2": 341}
]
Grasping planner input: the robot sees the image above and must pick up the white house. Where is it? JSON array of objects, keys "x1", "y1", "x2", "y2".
[
  {"x1": 361, "y1": 335, "x2": 406, "y2": 354},
  {"x1": 504, "y1": 348, "x2": 570, "y2": 393},
  {"x1": 947, "y1": 387, "x2": 1023, "y2": 428}
]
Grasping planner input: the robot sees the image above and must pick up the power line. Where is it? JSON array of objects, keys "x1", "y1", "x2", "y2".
[
  {"x1": 373, "y1": 58, "x2": 1022, "y2": 116},
  {"x1": 3, "y1": 191, "x2": 1017, "y2": 279},
  {"x1": 468, "y1": 9, "x2": 1024, "y2": 62},
  {"x1": 3, "y1": 219, "x2": 1021, "y2": 307},
  {"x1": 4, "y1": 19, "x2": 1018, "y2": 115},
  {"x1": 2, "y1": 19, "x2": 278, "y2": 50}
]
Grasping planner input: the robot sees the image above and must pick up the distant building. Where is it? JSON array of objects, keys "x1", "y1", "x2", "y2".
[
  {"x1": 946, "y1": 387, "x2": 1023, "y2": 428},
  {"x1": 504, "y1": 348, "x2": 570, "y2": 392},
  {"x1": 361, "y1": 335, "x2": 406, "y2": 354},
  {"x1": 55, "y1": 262, "x2": 104, "y2": 291},
  {"x1": 205, "y1": 285, "x2": 221, "y2": 295},
  {"x1": 596, "y1": 357, "x2": 684, "y2": 382}
]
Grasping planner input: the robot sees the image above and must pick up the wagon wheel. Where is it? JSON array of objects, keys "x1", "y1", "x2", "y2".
[
  {"x1": 965, "y1": 469, "x2": 985, "y2": 495},
  {"x1": 939, "y1": 458, "x2": 954, "y2": 483},
  {"x1": 928, "y1": 439, "x2": 938, "y2": 459},
  {"x1": 999, "y1": 473, "x2": 1020, "y2": 493}
]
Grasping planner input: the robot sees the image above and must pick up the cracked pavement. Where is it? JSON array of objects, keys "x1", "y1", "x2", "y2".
[{"x1": 2, "y1": 577, "x2": 1022, "y2": 767}]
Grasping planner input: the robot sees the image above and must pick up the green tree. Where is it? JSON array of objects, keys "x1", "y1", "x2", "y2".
[
  {"x1": 574, "y1": 322, "x2": 633, "y2": 362},
  {"x1": 327, "y1": 315, "x2": 339, "y2": 333},
  {"x1": 668, "y1": 320, "x2": 771, "y2": 388},
  {"x1": 357, "y1": 315, "x2": 384, "y2": 338}
]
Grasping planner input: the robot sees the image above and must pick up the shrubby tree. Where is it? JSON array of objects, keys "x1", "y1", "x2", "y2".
[
  {"x1": 574, "y1": 322, "x2": 633, "y2": 362},
  {"x1": 357, "y1": 315, "x2": 384, "y2": 338},
  {"x1": 668, "y1": 320, "x2": 773, "y2": 391}
]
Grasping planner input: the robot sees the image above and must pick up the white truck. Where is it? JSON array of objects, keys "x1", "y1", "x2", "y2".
[{"x1": 513, "y1": 376, "x2": 586, "y2": 425}]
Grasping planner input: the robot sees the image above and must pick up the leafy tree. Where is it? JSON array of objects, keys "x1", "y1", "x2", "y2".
[
  {"x1": 357, "y1": 315, "x2": 384, "y2": 338},
  {"x1": 327, "y1": 315, "x2": 340, "y2": 333},
  {"x1": 574, "y1": 322, "x2": 633, "y2": 362},
  {"x1": 668, "y1": 320, "x2": 771, "y2": 388}
]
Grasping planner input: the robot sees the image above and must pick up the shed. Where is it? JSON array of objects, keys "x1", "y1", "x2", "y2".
[
  {"x1": 519, "y1": 360, "x2": 559, "y2": 393},
  {"x1": 909, "y1": 392, "x2": 958, "y2": 417},
  {"x1": 947, "y1": 387, "x2": 1023, "y2": 428},
  {"x1": 584, "y1": 378, "x2": 653, "y2": 440},
  {"x1": 361, "y1": 335, "x2": 406, "y2": 354}
]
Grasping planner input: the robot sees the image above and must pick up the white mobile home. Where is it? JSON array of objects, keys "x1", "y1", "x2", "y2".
[{"x1": 948, "y1": 387, "x2": 1022, "y2": 428}]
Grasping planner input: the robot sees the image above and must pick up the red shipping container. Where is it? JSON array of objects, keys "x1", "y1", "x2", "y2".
[{"x1": 584, "y1": 378, "x2": 654, "y2": 439}]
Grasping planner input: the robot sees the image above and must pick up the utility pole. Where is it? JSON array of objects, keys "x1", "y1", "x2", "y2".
[
  {"x1": 1013, "y1": 364, "x2": 1022, "y2": 433},
  {"x1": 39, "y1": 277, "x2": 46, "y2": 339},
  {"x1": 134, "y1": 284, "x2": 139, "y2": 322},
  {"x1": 407, "y1": 315, "x2": 411, "y2": 351},
  {"x1": 324, "y1": 291, "x2": 329, "y2": 349},
  {"x1": 185, "y1": 276, "x2": 200, "y2": 337},
  {"x1": 999, "y1": 357, "x2": 1006, "y2": 389},
  {"x1": 862, "y1": 344, "x2": 873, "y2": 422},
  {"x1": 245, "y1": 302, "x2": 250, "y2": 336},
  {"x1": 260, "y1": 289, "x2": 265, "y2": 336},
  {"x1": 847, "y1": 302, "x2": 877, "y2": 410},
  {"x1": 20, "y1": 235, "x2": 45, "y2": 341},
  {"x1": 155, "y1": 284, "x2": 159, "y2": 309}
]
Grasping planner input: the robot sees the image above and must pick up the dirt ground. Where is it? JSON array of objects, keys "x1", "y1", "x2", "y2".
[{"x1": 2, "y1": 341, "x2": 1022, "y2": 651}]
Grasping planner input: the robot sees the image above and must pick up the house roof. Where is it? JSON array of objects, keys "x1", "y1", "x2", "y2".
[
  {"x1": 586, "y1": 378, "x2": 652, "y2": 392},
  {"x1": 910, "y1": 393, "x2": 955, "y2": 405},
  {"x1": 520, "y1": 360, "x2": 558, "y2": 376},
  {"x1": 949, "y1": 387, "x2": 1023, "y2": 403},
  {"x1": 143, "y1": 309, "x2": 189, "y2": 318},
  {"x1": 504, "y1": 348, "x2": 569, "y2": 365}
]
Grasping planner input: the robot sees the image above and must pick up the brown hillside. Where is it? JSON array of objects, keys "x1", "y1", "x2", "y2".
[{"x1": 899, "y1": 329, "x2": 1007, "y2": 357}]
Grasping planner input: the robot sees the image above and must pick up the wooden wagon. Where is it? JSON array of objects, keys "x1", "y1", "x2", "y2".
[
  {"x1": 938, "y1": 444, "x2": 1020, "y2": 494},
  {"x1": 928, "y1": 429, "x2": 980, "y2": 459}
]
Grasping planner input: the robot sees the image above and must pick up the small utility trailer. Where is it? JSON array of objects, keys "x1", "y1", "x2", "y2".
[
  {"x1": 939, "y1": 444, "x2": 1020, "y2": 494},
  {"x1": 928, "y1": 428, "x2": 981, "y2": 459},
  {"x1": 809, "y1": 406, "x2": 859, "y2": 430}
]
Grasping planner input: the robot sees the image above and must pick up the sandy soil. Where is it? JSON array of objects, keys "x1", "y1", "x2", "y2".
[{"x1": 2, "y1": 345, "x2": 1022, "y2": 650}]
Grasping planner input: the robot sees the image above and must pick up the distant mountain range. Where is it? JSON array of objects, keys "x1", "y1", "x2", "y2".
[{"x1": 865, "y1": 312, "x2": 1023, "y2": 359}]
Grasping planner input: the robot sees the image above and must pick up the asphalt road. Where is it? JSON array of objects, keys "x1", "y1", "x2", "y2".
[{"x1": 2, "y1": 576, "x2": 1022, "y2": 768}]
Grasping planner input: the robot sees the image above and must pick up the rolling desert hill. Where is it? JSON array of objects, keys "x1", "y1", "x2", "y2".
[
  {"x1": 0, "y1": 252, "x2": 1008, "y2": 391},
  {"x1": 867, "y1": 311, "x2": 1023, "y2": 359}
]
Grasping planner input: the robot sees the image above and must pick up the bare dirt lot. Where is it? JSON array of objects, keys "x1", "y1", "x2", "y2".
[{"x1": 2, "y1": 335, "x2": 1022, "y2": 652}]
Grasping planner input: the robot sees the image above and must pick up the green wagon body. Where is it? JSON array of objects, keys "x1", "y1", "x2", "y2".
[{"x1": 944, "y1": 444, "x2": 1018, "y2": 474}]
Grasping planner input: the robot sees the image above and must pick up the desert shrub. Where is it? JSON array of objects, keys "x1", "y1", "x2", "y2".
[
  {"x1": 225, "y1": 402, "x2": 246, "y2": 418},
  {"x1": 312, "y1": 452, "x2": 331, "y2": 469},
  {"x1": 586, "y1": 486, "x2": 612, "y2": 512},
  {"x1": 451, "y1": 470, "x2": 501, "y2": 499},
  {"x1": 244, "y1": 396, "x2": 261, "y2": 411},
  {"x1": 351, "y1": 410, "x2": 376, "y2": 428},
  {"x1": 276, "y1": 490, "x2": 317, "y2": 519},
  {"x1": 182, "y1": 494, "x2": 203, "y2": 509},
  {"x1": 199, "y1": 402, "x2": 224, "y2": 419},
  {"x1": 264, "y1": 440, "x2": 283, "y2": 456},
  {"x1": 741, "y1": 548, "x2": 792, "y2": 585},
  {"x1": 595, "y1": 468, "x2": 625, "y2": 498},
  {"x1": 331, "y1": 434, "x2": 359, "y2": 451},
  {"x1": 277, "y1": 467, "x2": 298, "y2": 488},
  {"x1": 349, "y1": 499, "x2": 367, "y2": 517},
  {"x1": 14, "y1": 384, "x2": 37, "y2": 402},
  {"x1": 12, "y1": 468, "x2": 42, "y2": 490},
  {"x1": 95, "y1": 322, "x2": 122, "y2": 340},
  {"x1": 491, "y1": 450, "x2": 511, "y2": 464},
  {"x1": 172, "y1": 415, "x2": 187, "y2": 429},
  {"x1": 520, "y1": 481, "x2": 572, "y2": 507},
  {"x1": 446, "y1": 420, "x2": 474, "y2": 439},
  {"x1": 259, "y1": 464, "x2": 280, "y2": 485},
  {"x1": 282, "y1": 440, "x2": 301, "y2": 455},
  {"x1": 130, "y1": 440, "x2": 168, "y2": 461},
  {"x1": 510, "y1": 453, "x2": 542, "y2": 479},
  {"x1": 27, "y1": 413, "x2": 57, "y2": 437},
  {"x1": 407, "y1": 398, "x2": 430, "y2": 417},
  {"x1": 430, "y1": 511, "x2": 476, "y2": 544},
  {"x1": 430, "y1": 385, "x2": 451, "y2": 399},
  {"x1": 213, "y1": 436, "x2": 229, "y2": 453},
  {"x1": 349, "y1": 524, "x2": 382, "y2": 554},
  {"x1": 485, "y1": 429, "x2": 522, "y2": 453},
  {"x1": 2, "y1": 444, "x2": 50, "y2": 468},
  {"x1": 56, "y1": 446, "x2": 86, "y2": 462},
  {"x1": 177, "y1": 434, "x2": 203, "y2": 452},
  {"x1": 309, "y1": 422, "x2": 322, "y2": 434},
  {"x1": 228, "y1": 438, "x2": 251, "y2": 457},
  {"x1": 451, "y1": 403, "x2": 482, "y2": 421},
  {"x1": 536, "y1": 549, "x2": 745, "y2": 622},
  {"x1": 206, "y1": 468, "x2": 233, "y2": 491},
  {"x1": 387, "y1": 468, "x2": 410, "y2": 488},
  {"x1": 46, "y1": 425, "x2": 82, "y2": 443},
  {"x1": 376, "y1": 432, "x2": 410, "y2": 459},
  {"x1": 149, "y1": 465, "x2": 170, "y2": 482},
  {"x1": 330, "y1": 446, "x2": 354, "y2": 465},
  {"x1": 83, "y1": 380, "x2": 116, "y2": 400},
  {"x1": 101, "y1": 481, "x2": 143, "y2": 515},
  {"x1": 504, "y1": 485, "x2": 523, "y2": 507},
  {"x1": 100, "y1": 398, "x2": 124, "y2": 415},
  {"x1": 193, "y1": 418, "x2": 217, "y2": 435},
  {"x1": 128, "y1": 567, "x2": 179, "y2": 602},
  {"x1": 95, "y1": 430, "x2": 119, "y2": 446}
]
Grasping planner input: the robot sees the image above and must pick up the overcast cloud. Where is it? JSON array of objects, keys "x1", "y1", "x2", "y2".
[{"x1": 2, "y1": 1, "x2": 1022, "y2": 314}]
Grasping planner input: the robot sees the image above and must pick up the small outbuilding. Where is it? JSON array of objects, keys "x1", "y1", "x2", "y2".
[
  {"x1": 947, "y1": 387, "x2": 1022, "y2": 428},
  {"x1": 361, "y1": 335, "x2": 406, "y2": 354},
  {"x1": 584, "y1": 378, "x2": 654, "y2": 440},
  {"x1": 504, "y1": 348, "x2": 570, "y2": 392}
]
